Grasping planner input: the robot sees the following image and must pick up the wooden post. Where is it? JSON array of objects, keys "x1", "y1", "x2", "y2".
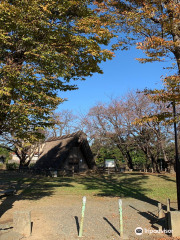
[
  {"x1": 118, "y1": 199, "x2": 123, "y2": 237},
  {"x1": 158, "y1": 203, "x2": 163, "y2": 218},
  {"x1": 167, "y1": 199, "x2": 170, "y2": 212},
  {"x1": 63, "y1": 168, "x2": 65, "y2": 177},
  {"x1": 79, "y1": 196, "x2": 86, "y2": 237},
  {"x1": 72, "y1": 166, "x2": 74, "y2": 177}
]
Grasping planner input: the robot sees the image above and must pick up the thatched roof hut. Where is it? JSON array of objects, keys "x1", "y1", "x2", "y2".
[{"x1": 34, "y1": 131, "x2": 95, "y2": 172}]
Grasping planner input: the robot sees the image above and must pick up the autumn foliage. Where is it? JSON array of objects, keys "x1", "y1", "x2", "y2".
[
  {"x1": 0, "y1": 0, "x2": 115, "y2": 141},
  {"x1": 95, "y1": 0, "x2": 180, "y2": 124}
]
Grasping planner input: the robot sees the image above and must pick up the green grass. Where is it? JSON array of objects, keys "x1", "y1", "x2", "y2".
[{"x1": 0, "y1": 172, "x2": 177, "y2": 204}]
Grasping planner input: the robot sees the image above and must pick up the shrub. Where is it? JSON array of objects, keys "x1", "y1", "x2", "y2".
[
  {"x1": 0, "y1": 163, "x2": 6, "y2": 170},
  {"x1": 29, "y1": 163, "x2": 35, "y2": 168},
  {"x1": 6, "y1": 162, "x2": 18, "y2": 170}
]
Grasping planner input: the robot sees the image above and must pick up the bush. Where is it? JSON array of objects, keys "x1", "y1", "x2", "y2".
[
  {"x1": 0, "y1": 163, "x2": 6, "y2": 170},
  {"x1": 6, "y1": 162, "x2": 18, "y2": 170},
  {"x1": 29, "y1": 163, "x2": 35, "y2": 168}
]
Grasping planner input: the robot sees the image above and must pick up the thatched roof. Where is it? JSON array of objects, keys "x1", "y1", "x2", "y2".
[{"x1": 34, "y1": 131, "x2": 95, "y2": 170}]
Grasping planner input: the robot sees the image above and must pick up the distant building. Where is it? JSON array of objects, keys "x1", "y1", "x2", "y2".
[{"x1": 8, "y1": 149, "x2": 42, "y2": 164}]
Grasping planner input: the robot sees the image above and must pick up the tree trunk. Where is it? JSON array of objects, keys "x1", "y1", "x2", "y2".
[
  {"x1": 126, "y1": 150, "x2": 134, "y2": 169},
  {"x1": 150, "y1": 154, "x2": 160, "y2": 173},
  {"x1": 116, "y1": 144, "x2": 134, "y2": 169},
  {"x1": 157, "y1": 129, "x2": 169, "y2": 162},
  {"x1": 19, "y1": 157, "x2": 29, "y2": 167}
]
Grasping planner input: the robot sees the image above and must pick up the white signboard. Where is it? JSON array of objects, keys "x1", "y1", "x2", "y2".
[{"x1": 105, "y1": 159, "x2": 116, "y2": 168}]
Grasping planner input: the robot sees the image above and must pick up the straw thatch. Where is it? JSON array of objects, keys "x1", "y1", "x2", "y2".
[{"x1": 34, "y1": 131, "x2": 95, "y2": 171}]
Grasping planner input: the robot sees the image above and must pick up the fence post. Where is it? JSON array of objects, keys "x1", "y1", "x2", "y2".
[
  {"x1": 158, "y1": 203, "x2": 163, "y2": 218},
  {"x1": 79, "y1": 196, "x2": 86, "y2": 237},
  {"x1": 72, "y1": 166, "x2": 74, "y2": 177},
  {"x1": 167, "y1": 199, "x2": 170, "y2": 212},
  {"x1": 63, "y1": 168, "x2": 65, "y2": 177},
  {"x1": 118, "y1": 199, "x2": 123, "y2": 237}
]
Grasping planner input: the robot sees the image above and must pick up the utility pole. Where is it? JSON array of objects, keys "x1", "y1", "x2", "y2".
[
  {"x1": 168, "y1": 101, "x2": 180, "y2": 210},
  {"x1": 172, "y1": 101, "x2": 180, "y2": 210}
]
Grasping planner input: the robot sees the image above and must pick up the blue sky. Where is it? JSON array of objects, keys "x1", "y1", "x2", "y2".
[{"x1": 56, "y1": 45, "x2": 175, "y2": 115}]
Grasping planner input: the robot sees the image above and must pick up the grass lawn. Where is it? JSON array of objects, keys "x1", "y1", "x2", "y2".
[
  {"x1": 0, "y1": 173, "x2": 177, "y2": 203},
  {"x1": 0, "y1": 172, "x2": 177, "y2": 205}
]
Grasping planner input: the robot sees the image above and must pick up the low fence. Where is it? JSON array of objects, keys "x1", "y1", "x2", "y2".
[
  {"x1": 0, "y1": 168, "x2": 75, "y2": 177},
  {"x1": 98, "y1": 167, "x2": 126, "y2": 174},
  {"x1": 0, "y1": 167, "x2": 173, "y2": 177},
  {"x1": 0, "y1": 166, "x2": 127, "y2": 177}
]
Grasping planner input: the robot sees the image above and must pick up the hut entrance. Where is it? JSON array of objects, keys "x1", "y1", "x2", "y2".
[{"x1": 68, "y1": 158, "x2": 79, "y2": 172}]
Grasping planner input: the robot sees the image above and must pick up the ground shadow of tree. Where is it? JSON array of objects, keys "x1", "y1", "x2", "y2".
[
  {"x1": 156, "y1": 174, "x2": 176, "y2": 183},
  {"x1": 0, "y1": 171, "x2": 74, "y2": 220},
  {"x1": 0, "y1": 171, "x2": 177, "y2": 227},
  {"x1": 72, "y1": 173, "x2": 177, "y2": 210},
  {"x1": 71, "y1": 173, "x2": 177, "y2": 224}
]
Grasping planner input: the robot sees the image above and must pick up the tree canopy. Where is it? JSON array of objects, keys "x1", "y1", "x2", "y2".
[
  {"x1": 80, "y1": 91, "x2": 175, "y2": 171},
  {"x1": 98, "y1": 0, "x2": 180, "y2": 65},
  {"x1": 0, "y1": 0, "x2": 114, "y2": 140},
  {"x1": 95, "y1": 0, "x2": 180, "y2": 123}
]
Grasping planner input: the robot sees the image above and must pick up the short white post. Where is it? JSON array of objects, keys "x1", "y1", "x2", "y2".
[
  {"x1": 79, "y1": 196, "x2": 86, "y2": 237},
  {"x1": 118, "y1": 199, "x2": 123, "y2": 237}
]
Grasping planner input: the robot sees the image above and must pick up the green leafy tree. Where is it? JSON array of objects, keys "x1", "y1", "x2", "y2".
[
  {"x1": 0, "y1": 0, "x2": 114, "y2": 140},
  {"x1": 0, "y1": 147, "x2": 11, "y2": 162},
  {"x1": 91, "y1": 138, "x2": 124, "y2": 165}
]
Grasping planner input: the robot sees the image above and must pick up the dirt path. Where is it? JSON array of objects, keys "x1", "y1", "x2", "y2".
[{"x1": 0, "y1": 193, "x2": 177, "y2": 240}]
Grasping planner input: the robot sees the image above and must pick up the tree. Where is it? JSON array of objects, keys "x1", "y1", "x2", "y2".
[
  {"x1": 80, "y1": 97, "x2": 135, "y2": 168},
  {"x1": 0, "y1": 129, "x2": 45, "y2": 167},
  {"x1": 49, "y1": 110, "x2": 77, "y2": 137},
  {"x1": 0, "y1": 0, "x2": 114, "y2": 139},
  {"x1": 94, "y1": 0, "x2": 180, "y2": 103},
  {"x1": 98, "y1": 0, "x2": 179, "y2": 65},
  {"x1": 90, "y1": 138, "x2": 124, "y2": 165},
  {"x1": 81, "y1": 91, "x2": 174, "y2": 171},
  {"x1": 0, "y1": 147, "x2": 11, "y2": 162},
  {"x1": 97, "y1": 0, "x2": 180, "y2": 172}
]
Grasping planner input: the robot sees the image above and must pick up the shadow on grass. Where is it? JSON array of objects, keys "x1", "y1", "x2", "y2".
[
  {"x1": 0, "y1": 172, "x2": 74, "y2": 220},
  {"x1": 71, "y1": 173, "x2": 177, "y2": 210},
  {"x1": 156, "y1": 174, "x2": 176, "y2": 183},
  {"x1": 74, "y1": 174, "x2": 153, "y2": 199},
  {"x1": 0, "y1": 172, "x2": 177, "y2": 224}
]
